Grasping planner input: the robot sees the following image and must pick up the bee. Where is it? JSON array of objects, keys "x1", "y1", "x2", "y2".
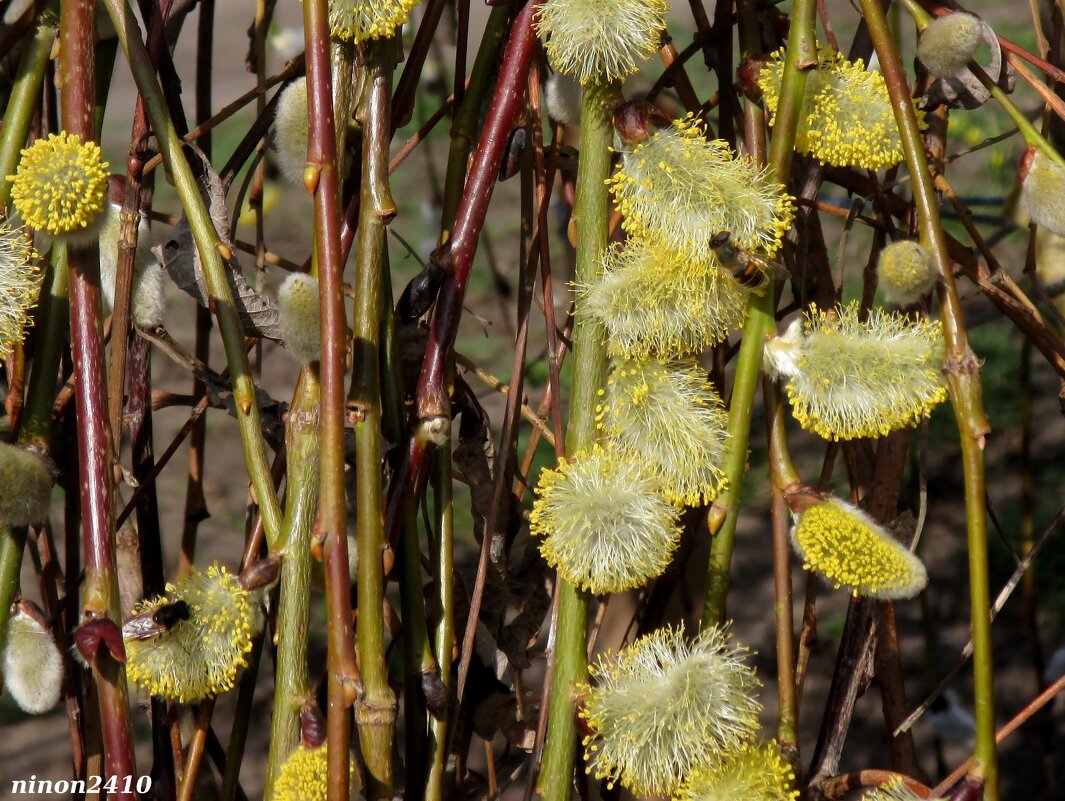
[
  {"x1": 709, "y1": 231, "x2": 787, "y2": 292},
  {"x1": 121, "y1": 600, "x2": 191, "y2": 642}
]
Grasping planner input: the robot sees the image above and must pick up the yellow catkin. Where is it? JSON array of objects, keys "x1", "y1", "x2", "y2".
[
  {"x1": 877, "y1": 240, "x2": 938, "y2": 306},
  {"x1": 8, "y1": 132, "x2": 109, "y2": 239},
  {"x1": 759, "y1": 48, "x2": 925, "y2": 171},
  {"x1": 535, "y1": 0, "x2": 667, "y2": 85},
  {"x1": 272, "y1": 744, "x2": 356, "y2": 801},
  {"x1": 579, "y1": 625, "x2": 761, "y2": 796},
  {"x1": 599, "y1": 357, "x2": 730, "y2": 506},
  {"x1": 607, "y1": 115, "x2": 794, "y2": 267},
  {"x1": 675, "y1": 740, "x2": 799, "y2": 801},
  {"x1": 530, "y1": 446, "x2": 682, "y2": 594},
  {"x1": 792, "y1": 498, "x2": 927, "y2": 599},
  {"x1": 0, "y1": 219, "x2": 41, "y2": 351},
  {"x1": 766, "y1": 303, "x2": 948, "y2": 441},
  {"x1": 124, "y1": 563, "x2": 257, "y2": 702},
  {"x1": 327, "y1": 0, "x2": 420, "y2": 43},
  {"x1": 582, "y1": 238, "x2": 749, "y2": 359}
]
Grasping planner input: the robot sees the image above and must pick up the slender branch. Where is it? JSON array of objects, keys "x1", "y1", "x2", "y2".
[
  {"x1": 857, "y1": 2, "x2": 996, "y2": 797},
  {"x1": 703, "y1": 0, "x2": 818, "y2": 628},
  {"x1": 537, "y1": 78, "x2": 618, "y2": 801},
  {"x1": 349, "y1": 39, "x2": 399, "y2": 801},
  {"x1": 300, "y1": 4, "x2": 360, "y2": 801},
  {"x1": 264, "y1": 370, "x2": 319, "y2": 797},
  {"x1": 61, "y1": 1, "x2": 137, "y2": 795},
  {"x1": 101, "y1": 0, "x2": 283, "y2": 544}
]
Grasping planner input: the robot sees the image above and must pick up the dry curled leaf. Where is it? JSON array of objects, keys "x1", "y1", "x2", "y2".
[{"x1": 153, "y1": 147, "x2": 283, "y2": 342}]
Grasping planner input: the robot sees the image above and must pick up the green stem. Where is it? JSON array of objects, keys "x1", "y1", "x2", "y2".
[
  {"x1": 101, "y1": 0, "x2": 283, "y2": 545},
  {"x1": 264, "y1": 370, "x2": 319, "y2": 799},
  {"x1": 702, "y1": 0, "x2": 818, "y2": 630},
  {"x1": 537, "y1": 78, "x2": 617, "y2": 801},
  {"x1": 425, "y1": 446, "x2": 454, "y2": 801},
  {"x1": 0, "y1": 0, "x2": 59, "y2": 211},
  {"x1": 858, "y1": 1, "x2": 997, "y2": 797},
  {"x1": 350, "y1": 40, "x2": 398, "y2": 801}
]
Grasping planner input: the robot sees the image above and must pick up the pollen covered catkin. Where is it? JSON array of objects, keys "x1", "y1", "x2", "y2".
[
  {"x1": 0, "y1": 443, "x2": 52, "y2": 526},
  {"x1": 675, "y1": 740, "x2": 798, "y2": 801},
  {"x1": 530, "y1": 446, "x2": 682, "y2": 594},
  {"x1": 535, "y1": 0, "x2": 667, "y2": 85},
  {"x1": 0, "y1": 217, "x2": 41, "y2": 351},
  {"x1": 579, "y1": 625, "x2": 761, "y2": 796},
  {"x1": 791, "y1": 498, "x2": 927, "y2": 599},
  {"x1": 1, "y1": 606, "x2": 63, "y2": 714},
  {"x1": 8, "y1": 132, "x2": 109, "y2": 243}
]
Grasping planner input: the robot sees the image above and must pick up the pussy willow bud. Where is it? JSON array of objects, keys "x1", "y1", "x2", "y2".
[
  {"x1": 1, "y1": 601, "x2": 63, "y2": 714},
  {"x1": 917, "y1": 13, "x2": 983, "y2": 78},
  {"x1": 278, "y1": 272, "x2": 322, "y2": 364},
  {"x1": 0, "y1": 443, "x2": 52, "y2": 526},
  {"x1": 545, "y1": 72, "x2": 583, "y2": 127},
  {"x1": 1020, "y1": 149, "x2": 1065, "y2": 238},
  {"x1": 274, "y1": 78, "x2": 309, "y2": 185},
  {"x1": 877, "y1": 240, "x2": 937, "y2": 306}
]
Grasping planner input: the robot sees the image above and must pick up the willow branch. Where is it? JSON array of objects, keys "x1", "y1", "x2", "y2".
[
  {"x1": 703, "y1": 0, "x2": 818, "y2": 628},
  {"x1": 101, "y1": 0, "x2": 283, "y2": 545},
  {"x1": 858, "y1": 1, "x2": 996, "y2": 796}
]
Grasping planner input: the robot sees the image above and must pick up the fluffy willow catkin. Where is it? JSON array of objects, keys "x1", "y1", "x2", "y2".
[
  {"x1": 608, "y1": 115, "x2": 794, "y2": 267},
  {"x1": 791, "y1": 498, "x2": 927, "y2": 599},
  {"x1": 1, "y1": 604, "x2": 63, "y2": 714},
  {"x1": 674, "y1": 740, "x2": 798, "y2": 801},
  {"x1": 8, "y1": 132, "x2": 110, "y2": 244},
  {"x1": 877, "y1": 240, "x2": 937, "y2": 306},
  {"x1": 759, "y1": 48, "x2": 923, "y2": 171},
  {"x1": 583, "y1": 238, "x2": 748, "y2": 359},
  {"x1": 124, "y1": 563, "x2": 261, "y2": 702},
  {"x1": 534, "y1": 0, "x2": 667, "y2": 85},
  {"x1": 599, "y1": 357, "x2": 730, "y2": 506},
  {"x1": 96, "y1": 203, "x2": 166, "y2": 328},
  {"x1": 274, "y1": 77, "x2": 309, "y2": 186},
  {"x1": 1020, "y1": 149, "x2": 1065, "y2": 238},
  {"x1": 764, "y1": 302, "x2": 948, "y2": 441},
  {"x1": 0, "y1": 217, "x2": 41, "y2": 351},
  {"x1": 530, "y1": 446, "x2": 682, "y2": 594},
  {"x1": 272, "y1": 744, "x2": 357, "y2": 801},
  {"x1": 917, "y1": 12, "x2": 983, "y2": 78},
  {"x1": 278, "y1": 272, "x2": 322, "y2": 364},
  {"x1": 579, "y1": 625, "x2": 761, "y2": 796},
  {"x1": 0, "y1": 443, "x2": 52, "y2": 526},
  {"x1": 328, "y1": 0, "x2": 420, "y2": 44}
]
